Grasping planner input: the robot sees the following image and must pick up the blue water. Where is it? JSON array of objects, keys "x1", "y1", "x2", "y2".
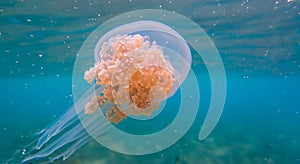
[{"x1": 1, "y1": 0, "x2": 300, "y2": 163}]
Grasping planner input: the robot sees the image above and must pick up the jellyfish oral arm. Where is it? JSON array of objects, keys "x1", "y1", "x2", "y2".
[{"x1": 83, "y1": 34, "x2": 178, "y2": 121}]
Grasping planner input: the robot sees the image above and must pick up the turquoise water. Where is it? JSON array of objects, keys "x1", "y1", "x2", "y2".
[{"x1": 1, "y1": 0, "x2": 300, "y2": 163}]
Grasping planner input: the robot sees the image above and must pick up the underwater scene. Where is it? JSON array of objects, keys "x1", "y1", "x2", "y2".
[{"x1": 1, "y1": 0, "x2": 300, "y2": 164}]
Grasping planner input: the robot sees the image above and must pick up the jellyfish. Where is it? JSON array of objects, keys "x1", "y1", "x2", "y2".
[
  {"x1": 7, "y1": 21, "x2": 190, "y2": 164},
  {"x1": 8, "y1": 9, "x2": 226, "y2": 163}
]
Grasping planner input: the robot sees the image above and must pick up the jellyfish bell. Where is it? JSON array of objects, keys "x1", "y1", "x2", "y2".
[
  {"x1": 77, "y1": 20, "x2": 192, "y2": 123},
  {"x1": 93, "y1": 20, "x2": 192, "y2": 98}
]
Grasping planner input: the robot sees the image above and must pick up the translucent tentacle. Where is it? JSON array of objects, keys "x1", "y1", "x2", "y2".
[
  {"x1": 5, "y1": 85, "x2": 111, "y2": 163},
  {"x1": 36, "y1": 85, "x2": 96, "y2": 149},
  {"x1": 51, "y1": 119, "x2": 111, "y2": 162}
]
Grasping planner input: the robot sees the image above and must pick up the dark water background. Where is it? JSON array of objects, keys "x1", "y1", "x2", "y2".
[{"x1": 1, "y1": 0, "x2": 300, "y2": 163}]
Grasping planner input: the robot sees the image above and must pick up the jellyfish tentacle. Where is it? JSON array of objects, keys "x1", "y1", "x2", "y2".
[
  {"x1": 35, "y1": 85, "x2": 95, "y2": 149},
  {"x1": 51, "y1": 133, "x2": 92, "y2": 162},
  {"x1": 23, "y1": 122, "x2": 87, "y2": 162},
  {"x1": 51, "y1": 119, "x2": 111, "y2": 162},
  {"x1": 10, "y1": 85, "x2": 100, "y2": 163},
  {"x1": 22, "y1": 105, "x2": 110, "y2": 163},
  {"x1": 36, "y1": 108, "x2": 78, "y2": 149}
]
